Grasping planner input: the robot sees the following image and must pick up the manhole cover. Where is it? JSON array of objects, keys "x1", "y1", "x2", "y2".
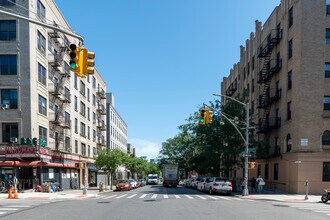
[{"x1": 97, "y1": 201, "x2": 111, "y2": 204}]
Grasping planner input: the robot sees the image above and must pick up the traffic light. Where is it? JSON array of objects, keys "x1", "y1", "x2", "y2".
[
  {"x1": 69, "y1": 44, "x2": 80, "y2": 73},
  {"x1": 205, "y1": 110, "x2": 213, "y2": 124},
  {"x1": 199, "y1": 109, "x2": 206, "y2": 125},
  {"x1": 75, "y1": 48, "x2": 95, "y2": 77},
  {"x1": 84, "y1": 49, "x2": 95, "y2": 75}
]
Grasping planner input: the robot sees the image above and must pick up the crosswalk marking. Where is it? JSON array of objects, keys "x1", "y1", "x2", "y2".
[
  {"x1": 103, "y1": 195, "x2": 118, "y2": 199},
  {"x1": 313, "y1": 210, "x2": 330, "y2": 213},
  {"x1": 115, "y1": 194, "x2": 127, "y2": 199},
  {"x1": 0, "y1": 208, "x2": 18, "y2": 211},
  {"x1": 218, "y1": 196, "x2": 230, "y2": 200},
  {"x1": 185, "y1": 195, "x2": 193, "y2": 199},
  {"x1": 127, "y1": 194, "x2": 137, "y2": 199},
  {"x1": 164, "y1": 194, "x2": 169, "y2": 199},
  {"x1": 174, "y1": 195, "x2": 180, "y2": 199},
  {"x1": 231, "y1": 198, "x2": 242, "y2": 201},
  {"x1": 139, "y1": 194, "x2": 148, "y2": 198},
  {"x1": 151, "y1": 194, "x2": 157, "y2": 199},
  {"x1": 5, "y1": 205, "x2": 30, "y2": 208},
  {"x1": 207, "y1": 195, "x2": 219, "y2": 200},
  {"x1": 195, "y1": 195, "x2": 206, "y2": 200},
  {"x1": 0, "y1": 212, "x2": 6, "y2": 215}
]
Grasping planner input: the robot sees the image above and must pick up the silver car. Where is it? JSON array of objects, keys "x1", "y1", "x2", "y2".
[
  {"x1": 197, "y1": 177, "x2": 208, "y2": 192},
  {"x1": 204, "y1": 177, "x2": 232, "y2": 195}
]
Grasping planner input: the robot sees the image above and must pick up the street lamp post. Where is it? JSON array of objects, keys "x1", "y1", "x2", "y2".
[{"x1": 213, "y1": 93, "x2": 250, "y2": 196}]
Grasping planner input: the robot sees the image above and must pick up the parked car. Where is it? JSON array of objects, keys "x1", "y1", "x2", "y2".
[
  {"x1": 129, "y1": 179, "x2": 137, "y2": 189},
  {"x1": 197, "y1": 177, "x2": 208, "y2": 192},
  {"x1": 179, "y1": 180, "x2": 185, "y2": 186},
  {"x1": 191, "y1": 177, "x2": 203, "y2": 189},
  {"x1": 185, "y1": 178, "x2": 193, "y2": 188},
  {"x1": 139, "y1": 179, "x2": 146, "y2": 186},
  {"x1": 116, "y1": 180, "x2": 131, "y2": 191},
  {"x1": 204, "y1": 177, "x2": 232, "y2": 195}
]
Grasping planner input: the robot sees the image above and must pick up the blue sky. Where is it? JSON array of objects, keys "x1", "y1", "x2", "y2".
[{"x1": 55, "y1": 0, "x2": 280, "y2": 160}]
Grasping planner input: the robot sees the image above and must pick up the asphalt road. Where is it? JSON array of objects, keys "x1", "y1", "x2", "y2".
[{"x1": 1, "y1": 185, "x2": 329, "y2": 220}]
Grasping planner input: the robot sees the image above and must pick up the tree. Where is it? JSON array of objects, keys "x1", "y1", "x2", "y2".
[{"x1": 95, "y1": 149, "x2": 127, "y2": 190}]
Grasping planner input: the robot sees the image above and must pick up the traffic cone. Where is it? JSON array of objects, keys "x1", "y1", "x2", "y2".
[
  {"x1": 7, "y1": 187, "x2": 13, "y2": 199},
  {"x1": 14, "y1": 188, "x2": 18, "y2": 199}
]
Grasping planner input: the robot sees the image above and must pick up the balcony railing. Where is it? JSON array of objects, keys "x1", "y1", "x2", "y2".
[
  {"x1": 97, "y1": 87, "x2": 106, "y2": 99},
  {"x1": 258, "y1": 29, "x2": 283, "y2": 58},
  {"x1": 257, "y1": 117, "x2": 281, "y2": 133},
  {"x1": 257, "y1": 59, "x2": 282, "y2": 83},
  {"x1": 97, "y1": 103, "x2": 106, "y2": 115},
  {"x1": 257, "y1": 88, "x2": 281, "y2": 109},
  {"x1": 97, "y1": 120, "x2": 106, "y2": 131}
]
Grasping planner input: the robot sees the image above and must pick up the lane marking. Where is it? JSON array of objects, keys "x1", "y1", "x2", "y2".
[
  {"x1": 185, "y1": 195, "x2": 194, "y2": 199},
  {"x1": 115, "y1": 194, "x2": 127, "y2": 199},
  {"x1": 102, "y1": 195, "x2": 118, "y2": 199},
  {"x1": 207, "y1": 195, "x2": 219, "y2": 200},
  {"x1": 151, "y1": 194, "x2": 157, "y2": 199},
  {"x1": 0, "y1": 212, "x2": 6, "y2": 215},
  {"x1": 5, "y1": 205, "x2": 30, "y2": 208},
  {"x1": 139, "y1": 194, "x2": 148, "y2": 198},
  {"x1": 127, "y1": 194, "x2": 137, "y2": 199},
  {"x1": 164, "y1": 194, "x2": 169, "y2": 199},
  {"x1": 218, "y1": 196, "x2": 230, "y2": 200},
  {"x1": 0, "y1": 208, "x2": 18, "y2": 211},
  {"x1": 231, "y1": 198, "x2": 242, "y2": 201},
  {"x1": 195, "y1": 195, "x2": 206, "y2": 200},
  {"x1": 93, "y1": 196, "x2": 105, "y2": 200},
  {"x1": 313, "y1": 210, "x2": 330, "y2": 213},
  {"x1": 174, "y1": 195, "x2": 180, "y2": 199}
]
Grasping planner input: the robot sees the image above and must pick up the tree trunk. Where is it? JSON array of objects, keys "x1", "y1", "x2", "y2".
[{"x1": 110, "y1": 172, "x2": 113, "y2": 190}]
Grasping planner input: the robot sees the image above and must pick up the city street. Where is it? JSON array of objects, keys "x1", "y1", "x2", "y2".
[{"x1": 0, "y1": 185, "x2": 329, "y2": 220}]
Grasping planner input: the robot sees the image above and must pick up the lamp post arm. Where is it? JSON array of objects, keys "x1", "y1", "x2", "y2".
[
  {"x1": 202, "y1": 103, "x2": 247, "y2": 145},
  {"x1": 213, "y1": 93, "x2": 247, "y2": 107}
]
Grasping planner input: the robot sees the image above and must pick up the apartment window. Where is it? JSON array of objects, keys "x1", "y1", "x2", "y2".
[
  {"x1": 93, "y1": 76, "x2": 96, "y2": 88},
  {"x1": 38, "y1": 63, "x2": 46, "y2": 85},
  {"x1": 1, "y1": 89, "x2": 17, "y2": 109},
  {"x1": 80, "y1": 101, "x2": 86, "y2": 117},
  {"x1": 286, "y1": 134, "x2": 292, "y2": 152},
  {"x1": 2, "y1": 123, "x2": 18, "y2": 142},
  {"x1": 75, "y1": 140, "x2": 78, "y2": 153},
  {"x1": 80, "y1": 81, "x2": 85, "y2": 96},
  {"x1": 74, "y1": 75, "x2": 77, "y2": 89},
  {"x1": 0, "y1": 55, "x2": 17, "y2": 75},
  {"x1": 0, "y1": 20, "x2": 16, "y2": 41},
  {"x1": 37, "y1": 0, "x2": 46, "y2": 22},
  {"x1": 38, "y1": 95, "x2": 47, "y2": 116},
  {"x1": 37, "y1": 31, "x2": 46, "y2": 54},
  {"x1": 74, "y1": 96, "x2": 78, "y2": 111},
  {"x1": 322, "y1": 131, "x2": 330, "y2": 145},
  {"x1": 288, "y1": 7, "x2": 293, "y2": 28},
  {"x1": 64, "y1": 87, "x2": 70, "y2": 100},
  {"x1": 74, "y1": 118, "x2": 78, "y2": 134},
  {"x1": 323, "y1": 162, "x2": 330, "y2": 181},
  {"x1": 324, "y1": 96, "x2": 330, "y2": 110},
  {"x1": 39, "y1": 126, "x2": 47, "y2": 143},
  {"x1": 65, "y1": 137, "x2": 70, "y2": 150},
  {"x1": 288, "y1": 71, "x2": 292, "y2": 90},
  {"x1": 87, "y1": 88, "x2": 90, "y2": 102},
  {"x1": 252, "y1": 56, "x2": 255, "y2": 70},
  {"x1": 93, "y1": 95, "x2": 96, "y2": 106},
  {"x1": 88, "y1": 145, "x2": 90, "y2": 157},
  {"x1": 80, "y1": 122, "x2": 86, "y2": 137},
  {"x1": 287, "y1": 101, "x2": 292, "y2": 120},
  {"x1": 87, "y1": 126, "x2": 90, "y2": 139},
  {"x1": 0, "y1": 0, "x2": 16, "y2": 6},
  {"x1": 265, "y1": 164, "x2": 269, "y2": 179},
  {"x1": 288, "y1": 39, "x2": 293, "y2": 59},
  {"x1": 93, "y1": 147, "x2": 97, "y2": 156},
  {"x1": 251, "y1": 101, "x2": 254, "y2": 115},
  {"x1": 274, "y1": 163, "x2": 279, "y2": 180},
  {"x1": 93, "y1": 129, "x2": 96, "y2": 141},
  {"x1": 251, "y1": 79, "x2": 254, "y2": 93},
  {"x1": 327, "y1": 0, "x2": 330, "y2": 14},
  {"x1": 64, "y1": 62, "x2": 70, "y2": 75},
  {"x1": 81, "y1": 143, "x2": 86, "y2": 156},
  {"x1": 243, "y1": 67, "x2": 246, "y2": 80},
  {"x1": 87, "y1": 107, "x2": 90, "y2": 121},
  {"x1": 247, "y1": 62, "x2": 250, "y2": 75}
]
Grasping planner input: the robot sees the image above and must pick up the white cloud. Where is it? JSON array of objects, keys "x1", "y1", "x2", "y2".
[{"x1": 129, "y1": 138, "x2": 161, "y2": 160}]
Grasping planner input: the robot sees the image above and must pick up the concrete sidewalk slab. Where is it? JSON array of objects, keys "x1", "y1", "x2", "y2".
[{"x1": 237, "y1": 193, "x2": 322, "y2": 203}]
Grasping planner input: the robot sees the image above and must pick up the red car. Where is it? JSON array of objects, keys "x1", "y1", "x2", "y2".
[{"x1": 116, "y1": 180, "x2": 131, "y2": 191}]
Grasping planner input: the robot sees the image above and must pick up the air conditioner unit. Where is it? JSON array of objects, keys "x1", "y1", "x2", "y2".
[
  {"x1": 10, "y1": 137, "x2": 18, "y2": 143},
  {"x1": 1, "y1": 104, "x2": 9, "y2": 109}
]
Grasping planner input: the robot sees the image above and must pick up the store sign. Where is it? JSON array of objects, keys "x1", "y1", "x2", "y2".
[{"x1": 6, "y1": 146, "x2": 37, "y2": 158}]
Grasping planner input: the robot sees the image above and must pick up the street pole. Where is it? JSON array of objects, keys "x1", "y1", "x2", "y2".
[
  {"x1": 243, "y1": 103, "x2": 249, "y2": 196},
  {"x1": 83, "y1": 163, "x2": 87, "y2": 195}
]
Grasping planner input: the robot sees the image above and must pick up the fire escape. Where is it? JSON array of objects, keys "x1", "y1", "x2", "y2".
[
  {"x1": 48, "y1": 28, "x2": 72, "y2": 153},
  {"x1": 96, "y1": 87, "x2": 106, "y2": 149},
  {"x1": 257, "y1": 28, "x2": 282, "y2": 134}
]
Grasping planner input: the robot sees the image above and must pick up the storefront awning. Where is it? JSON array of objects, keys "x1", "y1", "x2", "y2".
[{"x1": 0, "y1": 161, "x2": 77, "y2": 169}]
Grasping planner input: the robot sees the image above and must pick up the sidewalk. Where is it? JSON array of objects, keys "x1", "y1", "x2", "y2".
[
  {"x1": 234, "y1": 190, "x2": 322, "y2": 203},
  {"x1": 0, "y1": 186, "x2": 115, "y2": 200}
]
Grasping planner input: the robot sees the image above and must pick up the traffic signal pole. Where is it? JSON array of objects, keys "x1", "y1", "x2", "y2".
[{"x1": 0, "y1": 8, "x2": 84, "y2": 42}]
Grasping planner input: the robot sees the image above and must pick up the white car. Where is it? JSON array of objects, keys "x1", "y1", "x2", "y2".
[
  {"x1": 197, "y1": 177, "x2": 208, "y2": 192},
  {"x1": 129, "y1": 179, "x2": 136, "y2": 189},
  {"x1": 204, "y1": 177, "x2": 232, "y2": 195}
]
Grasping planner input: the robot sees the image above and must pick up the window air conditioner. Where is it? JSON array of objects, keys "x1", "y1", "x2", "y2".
[
  {"x1": 10, "y1": 137, "x2": 18, "y2": 143},
  {"x1": 1, "y1": 104, "x2": 9, "y2": 109}
]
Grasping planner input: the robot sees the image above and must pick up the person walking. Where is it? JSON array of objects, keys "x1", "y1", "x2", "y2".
[
  {"x1": 256, "y1": 176, "x2": 265, "y2": 193},
  {"x1": 250, "y1": 177, "x2": 256, "y2": 192}
]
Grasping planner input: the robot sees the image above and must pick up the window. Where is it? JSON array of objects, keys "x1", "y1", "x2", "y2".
[
  {"x1": 39, "y1": 126, "x2": 47, "y2": 143},
  {"x1": 93, "y1": 147, "x2": 97, "y2": 156},
  {"x1": 80, "y1": 101, "x2": 86, "y2": 117},
  {"x1": 288, "y1": 7, "x2": 293, "y2": 28},
  {"x1": 37, "y1": 0, "x2": 46, "y2": 22},
  {"x1": 251, "y1": 79, "x2": 254, "y2": 93},
  {"x1": 0, "y1": 20, "x2": 16, "y2": 41},
  {"x1": 252, "y1": 56, "x2": 255, "y2": 70},
  {"x1": 93, "y1": 129, "x2": 96, "y2": 141},
  {"x1": 326, "y1": 64, "x2": 330, "y2": 78},
  {"x1": 288, "y1": 71, "x2": 292, "y2": 90},
  {"x1": 93, "y1": 95, "x2": 96, "y2": 106},
  {"x1": 327, "y1": 0, "x2": 330, "y2": 14},
  {"x1": 0, "y1": 55, "x2": 17, "y2": 75},
  {"x1": 80, "y1": 122, "x2": 86, "y2": 137},
  {"x1": 324, "y1": 96, "x2": 330, "y2": 110},
  {"x1": 87, "y1": 126, "x2": 90, "y2": 139},
  {"x1": 288, "y1": 39, "x2": 293, "y2": 59},
  {"x1": 247, "y1": 62, "x2": 250, "y2": 75},
  {"x1": 87, "y1": 88, "x2": 90, "y2": 101},
  {"x1": 87, "y1": 107, "x2": 90, "y2": 121},
  {"x1": 265, "y1": 164, "x2": 269, "y2": 179},
  {"x1": 286, "y1": 134, "x2": 292, "y2": 152},
  {"x1": 74, "y1": 118, "x2": 78, "y2": 134},
  {"x1": 287, "y1": 101, "x2": 292, "y2": 120},
  {"x1": 327, "y1": 29, "x2": 330, "y2": 44},
  {"x1": 38, "y1": 63, "x2": 46, "y2": 85},
  {"x1": 243, "y1": 67, "x2": 246, "y2": 80},
  {"x1": 81, "y1": 143, "x2": 86, "y2": 156},
  {"x1": 323, "y1": 162, "x2": 330, "y2": 181},
  {"x1": 274, "y1": 163, "x2": 279, "y2": 180},
  {"x1": 93, "y1": 76, "x2": 96, "y2": 88},
  {"x1": 38, "y1": 95, "x2": 47, "y2": 116},
  {"x1": 64, "y1": 62, "x2": 70, "y2": 75},
  {"x1": 64, "y1": 87, "x2": 70, "y2": 100},
  {"x1": 65, "y1": 137, "x2": 70, "y2": 150},
  {"x1": 80, "y1": 81, "x2": 85, "y2": 96},
  {"x1": 2, "y1": 123, "x2": 18, "y2": 142},
  {"x1": 74, "y1": 96, "x2": 78, "y2": 111},
  {"x1": 1, "y1": 89, "x2": 17, "y2": 108},
  {"x1": 88, "y1": 145, "x2": 90, "y2": 157},
  {"x1": 37, "y1": 31, "x2": 46, "y2": 54},
  {"x1": 322, "y1": 131, "x2": 330, "y2": 145},
  {"x1": 75, "y1": 140, "x2": 78, "y2": 153},
  {"x1": 74, "y1": 75, "x2": 77, "y2": 89},
  {"x1": 0, "y1": 0, "x2": 16, "y2": 6}
]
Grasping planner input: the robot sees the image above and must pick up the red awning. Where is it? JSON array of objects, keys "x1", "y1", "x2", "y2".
[
  {"x1": 0, "y1": 161, "x2": 14, "y2": 166},
  {"x1": 0, "y1": 161, "x2": 78, "y2": 169}
]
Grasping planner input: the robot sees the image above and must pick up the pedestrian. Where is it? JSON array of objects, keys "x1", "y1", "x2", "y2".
[
  {"x1": 256, "y1": 176, "x2": 265, "y2": 193},
  {"x1": 250, "y1": 177, "x2": 256, "y2": 192}
]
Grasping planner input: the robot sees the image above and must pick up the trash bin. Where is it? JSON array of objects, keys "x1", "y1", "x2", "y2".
[{"x1": 99, "y1": 183, "x2": 104, "y2": 192}]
